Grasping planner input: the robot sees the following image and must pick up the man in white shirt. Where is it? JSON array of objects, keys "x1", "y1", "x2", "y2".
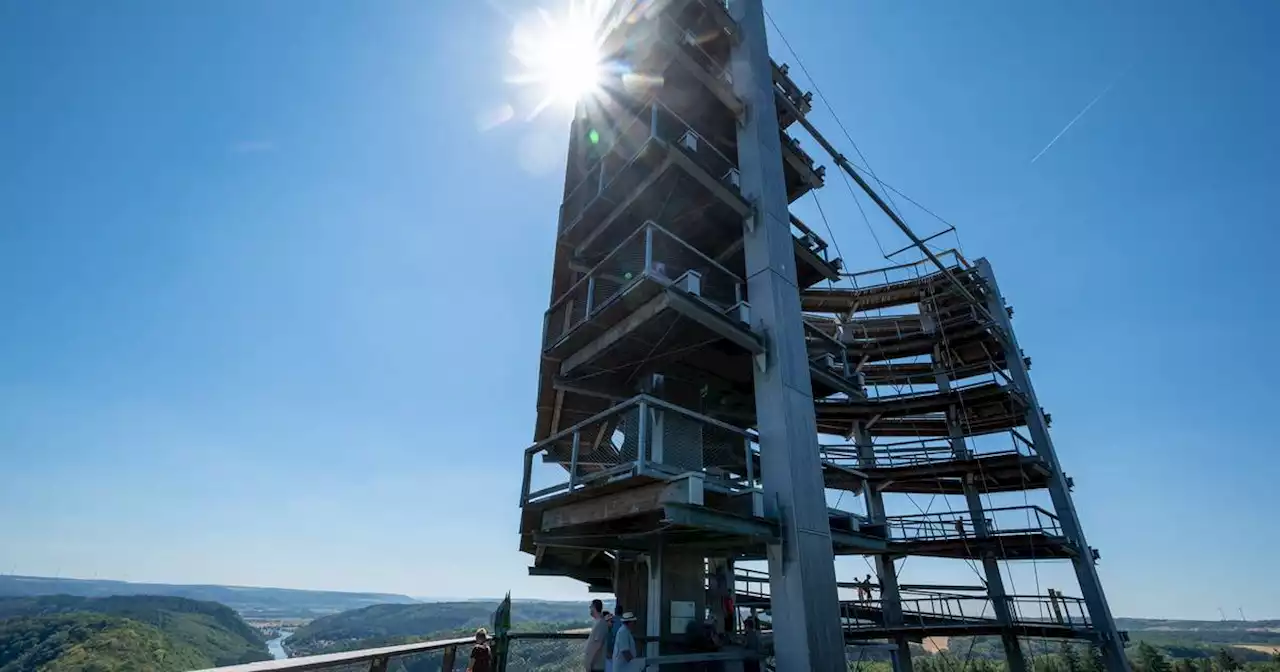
[
  {"x1": 584, "y1": 599, "x2": 608, "y2": 671},
  {"x1": 612, "y1": 612, "x2": 643, "y2": 672}
]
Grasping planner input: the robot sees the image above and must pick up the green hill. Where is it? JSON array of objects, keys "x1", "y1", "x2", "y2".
[
  {"x1": 0, "y1": 594, "x2": 270, "y2": 669},
  {"x1": 0, "y1": 613, "x2": 209, "y2": 672},
  {"x1": 288, "y1": 600, "x2": 589, "y2": 656},
  {"x1": 0, "y1": 575, "x2": 417, "y2": 618}
]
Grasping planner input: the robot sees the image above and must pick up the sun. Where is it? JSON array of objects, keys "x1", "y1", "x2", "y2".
[{"x1": 509, "y1": 1, "x2": 611, "y2": 116}]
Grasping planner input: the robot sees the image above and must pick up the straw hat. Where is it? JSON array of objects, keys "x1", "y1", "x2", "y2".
[{"x1": 620, "y1": 612, "x2": 637, "y2": 622}]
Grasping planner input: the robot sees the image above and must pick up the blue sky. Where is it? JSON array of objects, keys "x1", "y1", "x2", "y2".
[{"x1": 1, "y1": 0, "x2": 1276, "y2": 620}]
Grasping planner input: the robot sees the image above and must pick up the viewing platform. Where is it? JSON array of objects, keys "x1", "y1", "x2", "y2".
[
  {"x1": 800, "y1": 252, "x2": 987, "y2": 316},
  {"x1": 734, "y1": 569, "x2": 1093, "y2": 641},
  {"x1": 821, "y1": 434, "x2": 1052, "y2": 494},
  {"x1": 519, "y1": 395, "x2": 886, "y2": 574},
  {"x1": 815, "y1": 379, "x2": 1028, "y2": 439},
  {"x1": 554, "y1": 98, "x2": 836, "y2": 285},
  {"x1": 837, "y1": 593, "x2": 1094, "y2": 641},
  {"x1": 880, "y1": 505, "x2": 1075, "y2": 560}
]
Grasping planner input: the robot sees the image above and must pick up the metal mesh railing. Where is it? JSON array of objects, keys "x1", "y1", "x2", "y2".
[
  {"x1": 522, "y1": 396, "x2": 756, "y2": 506},
  {"x1": 558, "y1": 100, "x2": 740, "y2": 240},
  {"x1": 543, "y1": 225, "x2": 647, "y2": 348},
  {"x1": 883, "y1": 505, "x2": 1062, "y2": 543},
  {"x1": 860, "y1": 371, "x2": 1014, "y2": 402},
  {"x1": 820, "y1": 432, "x2": 1035, "y2": 470},
  {"x1": 506, "y1": 635, "x2": 589, "y2": 672},
  {"x1": 659, "y1": 13, "x2": 731, "y2": 87},
  {"x1": 559, "y1": 104, "x2": 659, "y2": 235},
  {"x1": 543, "y1": 222, "x2": 745, "y2": 349},
  {"x1": 647, "y1": 223, "x2": 742, "y2": 309},
  {"x1": 666, "y1": 110, "x2": 738, "y2": 190},
  {"x1": 841, "y1": 590, "x2": 1091, "y2": 631},
  {"x1": 524, "y1": 401, "x2": 643, "y2": 505}
]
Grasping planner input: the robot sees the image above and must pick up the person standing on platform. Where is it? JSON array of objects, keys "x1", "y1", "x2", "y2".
[
  {"x1": 742, "y1": 617, "x2": 762, "y2": 672},
  {"x1": 468, "y1": 628, "x2": 492, "y2": 672},
  {"x1": 584, "y1": 599, "x2": 608, "y2": 672},
  {"x1": 603, "y1": 611, "x2": 620, "y2": 672},
  {"x1": 612, "y1": 612, "x2": 642, "y2": 672}
]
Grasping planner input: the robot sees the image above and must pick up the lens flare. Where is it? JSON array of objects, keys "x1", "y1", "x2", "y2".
[{"x1": 508, "y1": 0, "x2": 613, "y2": 118}]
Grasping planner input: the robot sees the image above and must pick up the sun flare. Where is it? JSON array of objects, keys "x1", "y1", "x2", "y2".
[{"x1": 509, "y1": 1, "x2": 612, "y2": 116}]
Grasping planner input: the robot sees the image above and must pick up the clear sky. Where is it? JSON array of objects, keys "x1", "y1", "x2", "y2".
[{"x1": 1, "y1": 0, "x2": 1276, "y2": 620}]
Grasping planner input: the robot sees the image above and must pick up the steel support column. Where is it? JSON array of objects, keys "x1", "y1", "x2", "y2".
[
  {"x1": 975, "y1": 259, "x2": 1130, "y2": 672},
  {"x1": 729, "y1": 0, "x2": 845, "y2": 669},
  {"x1": 855, "y1": 423, "x2": 913, "y2": 672},
  {"x1": 933, "y1": 343, "x2": 1027, "y2": 672}
]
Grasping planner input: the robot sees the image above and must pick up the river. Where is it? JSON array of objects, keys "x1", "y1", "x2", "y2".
[{"x1": 266, "y1": 631, "x2": 293, "y2": 660}]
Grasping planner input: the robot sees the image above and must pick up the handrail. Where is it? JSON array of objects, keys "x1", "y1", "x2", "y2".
[
  {"x1": 559, "y1": 96, "x2": 739, "y2": 238},
  {"x1": 860, "y1": 376, "x2": 1009, "y2": 403},
  {"x1": 650, "y1": 221, "x2": 744, "y2": 283},
  {"x1": 544, "y1": 225, "x2": 648, "y2": 318},
  {"x1": 843, "y1": 592, "x2": 1090, "y2": 630},
  {"x1": 560, "y1": 97, "x2": 656, "y2": 220},
  {"x1": 839, "y1": 249, "x2": 968, "y2": 285},
  {"x1": 526, "y1": 396, "x2": 645, "y2": 457},
  {"x1": 820, "y1": 441, "x2": 1035, "y2": 468},
  {"x1": 889, "y1": 504, "x2": 1058, "y2": 522},
  {"x1": 523, "y1": 394, "x2": 756, "y2": 505},
  {"x1": 194, "y1": 636, "x2": 473, "y2": 672},
  {"x1": 843, "y1": 249, "x2": 965, "y2": 280},
  {"x1": 545, "y1": 219, "x2": 748, "y2": 349}
]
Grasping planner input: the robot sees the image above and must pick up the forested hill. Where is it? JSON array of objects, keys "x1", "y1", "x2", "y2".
[
  {"x1": 289, "y1": 600, "x2": 589, "y2": 655},
  {"x1": 0, "y1": 575, "x2": 417, "y2": 618},
  {"x1": 0, "y1": 595, "x2": 270, "y2": 670}
]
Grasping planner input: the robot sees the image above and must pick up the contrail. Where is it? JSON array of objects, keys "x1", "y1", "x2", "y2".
[{"x1": 1030, "y1": 63, "x2": 1133, "y2": 164}]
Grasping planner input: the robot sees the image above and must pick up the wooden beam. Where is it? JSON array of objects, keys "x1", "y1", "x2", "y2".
[
  {"x1": 560, "y1": 290, "x2": 670, "y2": 376},
  {"x1": 541, "y1": 476, "x2": 704, "y2": 531}
]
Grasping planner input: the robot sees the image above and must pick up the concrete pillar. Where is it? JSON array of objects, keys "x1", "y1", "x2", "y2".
[
  {"x1": 729, "y1": 0, "x2": 846, "y2": 669},
  {"x1": 975, "y1": 259, "x2": 1130, "y2": 672}
]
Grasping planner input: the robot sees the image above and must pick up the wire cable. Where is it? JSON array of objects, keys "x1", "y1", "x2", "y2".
[{"x1": 762, "y1": 7, "x2": 907, "y2": 222}]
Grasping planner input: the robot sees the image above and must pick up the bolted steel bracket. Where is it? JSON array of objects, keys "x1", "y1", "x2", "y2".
[{"x1": 753, "y1": 327, "x2": 768, "y2": 373}]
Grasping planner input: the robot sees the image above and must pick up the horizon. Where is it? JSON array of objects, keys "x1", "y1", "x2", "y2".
[
  {"x1": 3, "y1": 0, "x2": 1278, "y2": 623},
  {"x1": 3, "y1": 571, "x2": 1275, "y2": 623}
]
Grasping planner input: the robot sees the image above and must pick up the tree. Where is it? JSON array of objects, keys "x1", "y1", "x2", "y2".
[
  {"x1": 1084, "y1": 643, "x2": 1105, "y2": 672},
  {"x1": 1173, "y1": 659, "x2": 1195, "y2": 672},
  {"x1": 1060, "y1": 642, "x2": 1082, "y2": 672},
  {"x1": 1136, "y1": 642, "x2": 1171, "y2": 672},
  {"x1": 1214, "y1": 649, "x2": 1240, "y2": 672},
  {"x1": 1196, "y1": 658, "x2": 1214, "y2": 672},
  {"x1": 1033, "y1": 655, "x2": 1065, "y2": 672}
]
